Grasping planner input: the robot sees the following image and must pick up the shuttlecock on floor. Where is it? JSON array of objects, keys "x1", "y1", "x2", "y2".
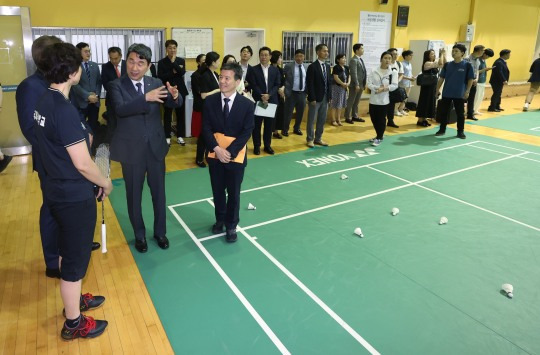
[
  {"x1": 502, "y1": 283, "x2": 513, "y2": 299},
  {"x1": 439, "y1": 216, "x2": 448, "y2": 225},
  {"x1": 341, "y1": 174, "x2": 348, "y2": 180},
  {"x1": 354, "y1": 227, "x2": 364, "y2": 238},
  {"x1": 248, "y1": 203, "x2": 256, "y2": 210},
  {"x1": 391, "y1": 207, "x2": 400, "y2": 216}
]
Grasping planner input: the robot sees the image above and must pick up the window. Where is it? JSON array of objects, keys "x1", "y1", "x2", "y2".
[
  {"x1": 282, "y1": 31, "x2": 353, "y2": 66},
  {"x1": 32, "y1": 27, "x2": 165, "y2": 66}
]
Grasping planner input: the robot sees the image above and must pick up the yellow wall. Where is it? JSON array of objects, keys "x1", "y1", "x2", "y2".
[{"x1": 1, "y1": 0, "x2": 538, "y2": 80}]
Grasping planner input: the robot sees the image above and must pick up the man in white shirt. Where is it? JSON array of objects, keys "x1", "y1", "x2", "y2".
[{"x1": 283, "y1": 49, "x2": 307, "y2": 136}]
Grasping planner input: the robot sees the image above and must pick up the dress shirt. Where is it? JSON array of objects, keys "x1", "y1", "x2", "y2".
[
  {"x1": 293, "y1": 63, "x2": 306, "y2": 91},
  {"x1": 131, "y1": 78, "x2": 144, "y2": 94},
  {"x1": 261, "y1": 64, "x2": 269, "y2": 89},
  {"x1": 221, "y1": 91, "x2": 237, "y2": 112}
]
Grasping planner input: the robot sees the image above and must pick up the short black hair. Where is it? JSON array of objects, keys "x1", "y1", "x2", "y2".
[
  {"x1": 402, "y1": 50, "x2": 413, "y2": 57},
  {"x1": 31, "y1": 35, "x2": 62, "y2": 70},
  {"x1": 240, "y1": 46, "x2": 253, "y2": 56},
  {"x1": 380, "y1": 51, "x2": 392, "y2": 61},
  {"x1": 196, "y1": 53, "x2": 206, "y2": 64},
  {"x1": 387, "y1": 48, "x2": 397, "y2": 53},
  {"x1": 127, "y1": 43, "x2": 152, "y2": 64},
  {"x1": 76, "y1": 42, "x2": 89, "y2": 50},
  {"x1": 41, "y1": 43, "x2": 82, "y2": 84},
  {"x1": 259, "y1": 46, "x2": 271, "y2": 55},
  {"x1": 316, "y1": 44, "x2": 328, "y2": 52},
  {"x1": 500, "y1": 49, "x2": 511, "y2": 57},
  {"x1": 205, "y1": 51, "x2": 220, "y2": 67},
  {"x1": 220, "y1": 62, "x2": 243, "y2": 81},
  {"x1": 453, "y1": 43, "x2": 467, "y2": 54},
  {"x1": 108, "y1": 46, "x2": 122, "y2": 55},
  {"x1": 270, "y1": 50, "x2": 282, "y2": 64},
  {"x1": 335, "y1": 53, "x2": 346, "y2": 63},
  {"x1": 222, "y1": 54, "x2": 236, "y2": 66},
  {"x1": 165, "y1": 39, "x2": 178, "y2": 48},
  {"x1": 353, "y1": 43, "x2": 363, "y2": 52},
  {"x1": 294, "y1": 49, "x2": 305, "y2": 55},
  {"x1": 484, "y1": 48, "x2": 494, "y2": 57}
]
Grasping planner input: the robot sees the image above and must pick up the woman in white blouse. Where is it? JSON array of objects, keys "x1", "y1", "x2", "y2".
[{"x1": 366, "y1": 52, "x2": 398, "y2": 147}]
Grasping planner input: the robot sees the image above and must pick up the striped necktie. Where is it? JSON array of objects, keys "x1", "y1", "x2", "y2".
[{"x1": 84, "y1": 62, "x2": 90, "y2": 78}]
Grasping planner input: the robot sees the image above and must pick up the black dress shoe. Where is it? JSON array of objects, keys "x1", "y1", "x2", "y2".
[
  {"x1": 92, "y1": 242, "x2": 100, "y2": 251},
  {"x1": 196, "y1": 160, "x2": 206, "y2": 168},
  {"x1": 212, "y1": 222, "x2": 224, "y2": 234},
  {"x1": 0, "y1": 155, "x2": 13, "y2": 173},
  {"x1": 264, "y1": 147, "x2": 275, "y2": 155},
  {"x1": 272, "y1": 132, "x2": 282, "y2": 139},
  {"x1": 281, "y1": 131, "x2": 289, "y2": 137},
  {"x1": 46, "y1": 267, "x2": 61, "y2": 279},
  {"x1": 226, "y1": 229, "x2": 238, "y2": 243},
  {"x1": 456, "y1": 131, "x2": 467, "y2": 139},
  {"x1": 135, "y1": 238, "x2": 148, "y2": 253},
  {"x1": 345, "y1": 119, "x2": 354, "y2": 124},
  {"x1": 154, "y1": 236, "x2": 169, "y2": 250},
  {"x1": 293, "y1": 129, "x2": 303, "y2": 135},
  {"x1": 487, "y1": 108, "x2": 501, "y2": 112},
  {"x1": 435, "y1": 130, "x2": 446, "y2": 136},
  {"x1": 253, "y1": 147, "x2": 261, "y2": 155},
  {"x1": 466, "y1": 116, "x2": 479, "y2": 121},
  {"x1": 497, "y1": 107, "x2": 504, "y2": 111},
  {"x1": 352, "y1": 117, "x2": 365, "y2": 122},
  {"x1": 387, "y1": 122, "x2": 399, "y2": 128}
]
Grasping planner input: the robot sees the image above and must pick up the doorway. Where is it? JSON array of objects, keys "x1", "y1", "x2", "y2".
[{"x1": 224, "y1": 28, "x2": 265, "y2": 65}]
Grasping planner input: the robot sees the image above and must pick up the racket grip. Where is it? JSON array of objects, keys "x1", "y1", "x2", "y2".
[
  {"x1": 94, "y1": 185, "x2": 104, "y2": 202},
  {"x1": 101, "y1": 223, "x2": 107, "y2": 253}
]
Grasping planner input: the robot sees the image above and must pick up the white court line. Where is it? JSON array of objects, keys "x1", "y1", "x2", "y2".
[
  {"x1": 468, "y1": 144, "x2": 540, "y2": 164},
  {"x1": 475, "y1": 140, "x2": 540, "y2": 157},
  {"x1": 205, "y1": 200, "x2": 381, "y2": 355},
  {"x1": 167, "y1": 206, "x2": 291, "y2": 355},
  {"x1": 368, "y1": 162, "x2": 540, "y2": 233},
  {"x1": 198, "y1": 151, "x2": 527, "y2": 242},
  {"x1": 168, "y1": 141, "x2": 479, "y2": 208}
]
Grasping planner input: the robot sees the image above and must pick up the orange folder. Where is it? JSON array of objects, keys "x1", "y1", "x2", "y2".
[{"x1": 207, "y1": 133, "x2": 246, "y2": 164}]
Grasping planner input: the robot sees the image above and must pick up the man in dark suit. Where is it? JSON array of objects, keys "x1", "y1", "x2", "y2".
[
  {"x1": 283, "y1": 49, "x2": 307, "y2": 136},
  {"x1": 71, "y1": 42, "x2": 102, "y2": 141},
  {"x1": 345, "y1": 43, "x2": 367, "y2": 124},
  {"x1": 306, "y1": 43, "x2": 332, "y2": 148},
  {"x1": 101, "y1": 46, "x2": 127, "y2": 142},
  {"x1": 203, "y1": 62, "x2": 254, "y2": 242},
  {"x1": 488, "y1": 49, "x2": 511, "y2": 112},
  {"x1": 239, "y1": 45, "x2": 253, "y2": 90},
  {"x1": 157, "y1": 39, "x2": 189, "y2": 146},
  {"x1": 109, "y1": 43, "x2": 182, "y2": 253},
  {"x1": 246, "y1": 46, "x2": 281, "y2": 155}
]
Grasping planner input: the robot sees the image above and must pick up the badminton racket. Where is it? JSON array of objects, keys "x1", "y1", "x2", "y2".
[{"x1": 94, "y1": 143, "x2": 111, "y2": 253}]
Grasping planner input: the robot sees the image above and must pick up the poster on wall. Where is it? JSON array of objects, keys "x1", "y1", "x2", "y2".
[{"x1": 359, "y1": 11, "x2": 392, "y2": 76}]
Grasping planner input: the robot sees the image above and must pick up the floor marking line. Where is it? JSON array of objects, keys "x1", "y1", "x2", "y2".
[
  {"x1": 168, "y1": 206, "x2": 291, "y2": 355},
  {"x1": 203, "y1": 200, "x2": 380, "y2": 355},
  {"x1": 168, "y1": 141, "x2": 478, "y2": 209},
  {"x1": 368, "y1": 163, "x2": 540, "y2": 233},
  {"x1": 468, "y1": 144, "x2": 540, "y2": 164},
  {"x1": 474, "y1": 140, "x2": 540, "y2": 156}
]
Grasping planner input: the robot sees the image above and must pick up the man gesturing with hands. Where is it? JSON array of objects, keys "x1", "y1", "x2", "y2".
[{"x1": 109, "y1": 43, "x2": 182, "y2": 253}]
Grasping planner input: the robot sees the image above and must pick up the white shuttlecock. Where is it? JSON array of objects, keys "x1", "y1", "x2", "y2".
[
  {"x1": 501, "y1": 283, "x2": 514, "y2": 299},
  {"x1": 439, "y1": 216, "x2": 448, "y2": 225},
  {"x1": 247, "y1": 203, "x2": 256, "y2": 210},
  {"x1": 340, "y1": 174, "x2": 348, "y2": 180},
  {"x1": 354, "y1": 227, "x2": 364, "y2": 238},
  {"x1": 391, "y1": 207, "x2": 400, "y2": 216}
]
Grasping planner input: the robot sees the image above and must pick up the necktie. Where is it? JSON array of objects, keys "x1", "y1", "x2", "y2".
[
  {"x1": 322, "y1": 63, "x2": 327, "y2": 96},
  {"x1": 298, "y1": 64, "x2": 303, "y2": 91},
  {"x1": 115, "y1": 65, "x2": 121, "y2": 78},
  {"x1": 84, "y1": 62, "x2": 90, "y2": 78},
  {"x1": 136, "y1": 82, "x2": 143, "y2": 96},
  {"x1": 223, "y1": 98, "x2": 230, "y2": 119}
]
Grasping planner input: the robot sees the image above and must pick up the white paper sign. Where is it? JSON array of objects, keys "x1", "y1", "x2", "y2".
[
  {"x1": 359, "y1": 12, "x2": 392, "y2": 76},
  {"x1": 185, "y1": 46, "x2": 202, "y2": 58}
]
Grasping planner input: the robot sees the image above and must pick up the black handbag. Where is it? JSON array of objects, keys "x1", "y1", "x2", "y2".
[
  {"x1": 416, "y1": 73, "x2": 438, "y2": 86},
  {"x1": 390, "y1": 87, "x2": 408, "y2": 103},
  {"x1": 435, "y1": 99, "x2": 457, "y2": 124}
]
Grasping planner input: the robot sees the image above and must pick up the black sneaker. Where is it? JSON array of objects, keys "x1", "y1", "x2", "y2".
[
  {"x1": 63, "y1": 293, "x2": 105, "y2": 317},
  {"x1": 456, "y1": 131, "x2": 466, "y2": 139},
  {"x1": 61, "y1": 315, "x2": 108, "y2": 340},
  {"x1": 0, "y1": 155, "x2": 12, "y2": 173},
  {"x1": 435, "y1": 130, "x2": 446, "y2": 136}
]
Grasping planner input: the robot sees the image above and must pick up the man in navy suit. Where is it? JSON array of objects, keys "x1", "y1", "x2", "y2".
[
  {"x1": 246, "y1": 46, "x2": 280, "y2": 155},
  {"x1": 203, "y1": 62, "x2": 255, "y2": 242},
  {"x1": 306, "y1": 44, "x2": 332, "y2": 148},
  {"x1": 71, "y1": 43, "x2": 102, "y2": 138},
  {"x1": 488, "y1": 49, "x2": 511, "y2": 112},
  {"x1": 109, "y1": 43, "x2": 182, "y2": 253},
  {"x1": 101, "y1": 46, "x2": 127, "y2": 142}
]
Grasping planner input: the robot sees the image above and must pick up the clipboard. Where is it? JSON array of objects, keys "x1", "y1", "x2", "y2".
[
  {"x1": 254, "y1": 101, "x2": 277, "y2": 118},
  {"x1": 207, "y1": 133, "x2": 246, "y2": 163}
]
